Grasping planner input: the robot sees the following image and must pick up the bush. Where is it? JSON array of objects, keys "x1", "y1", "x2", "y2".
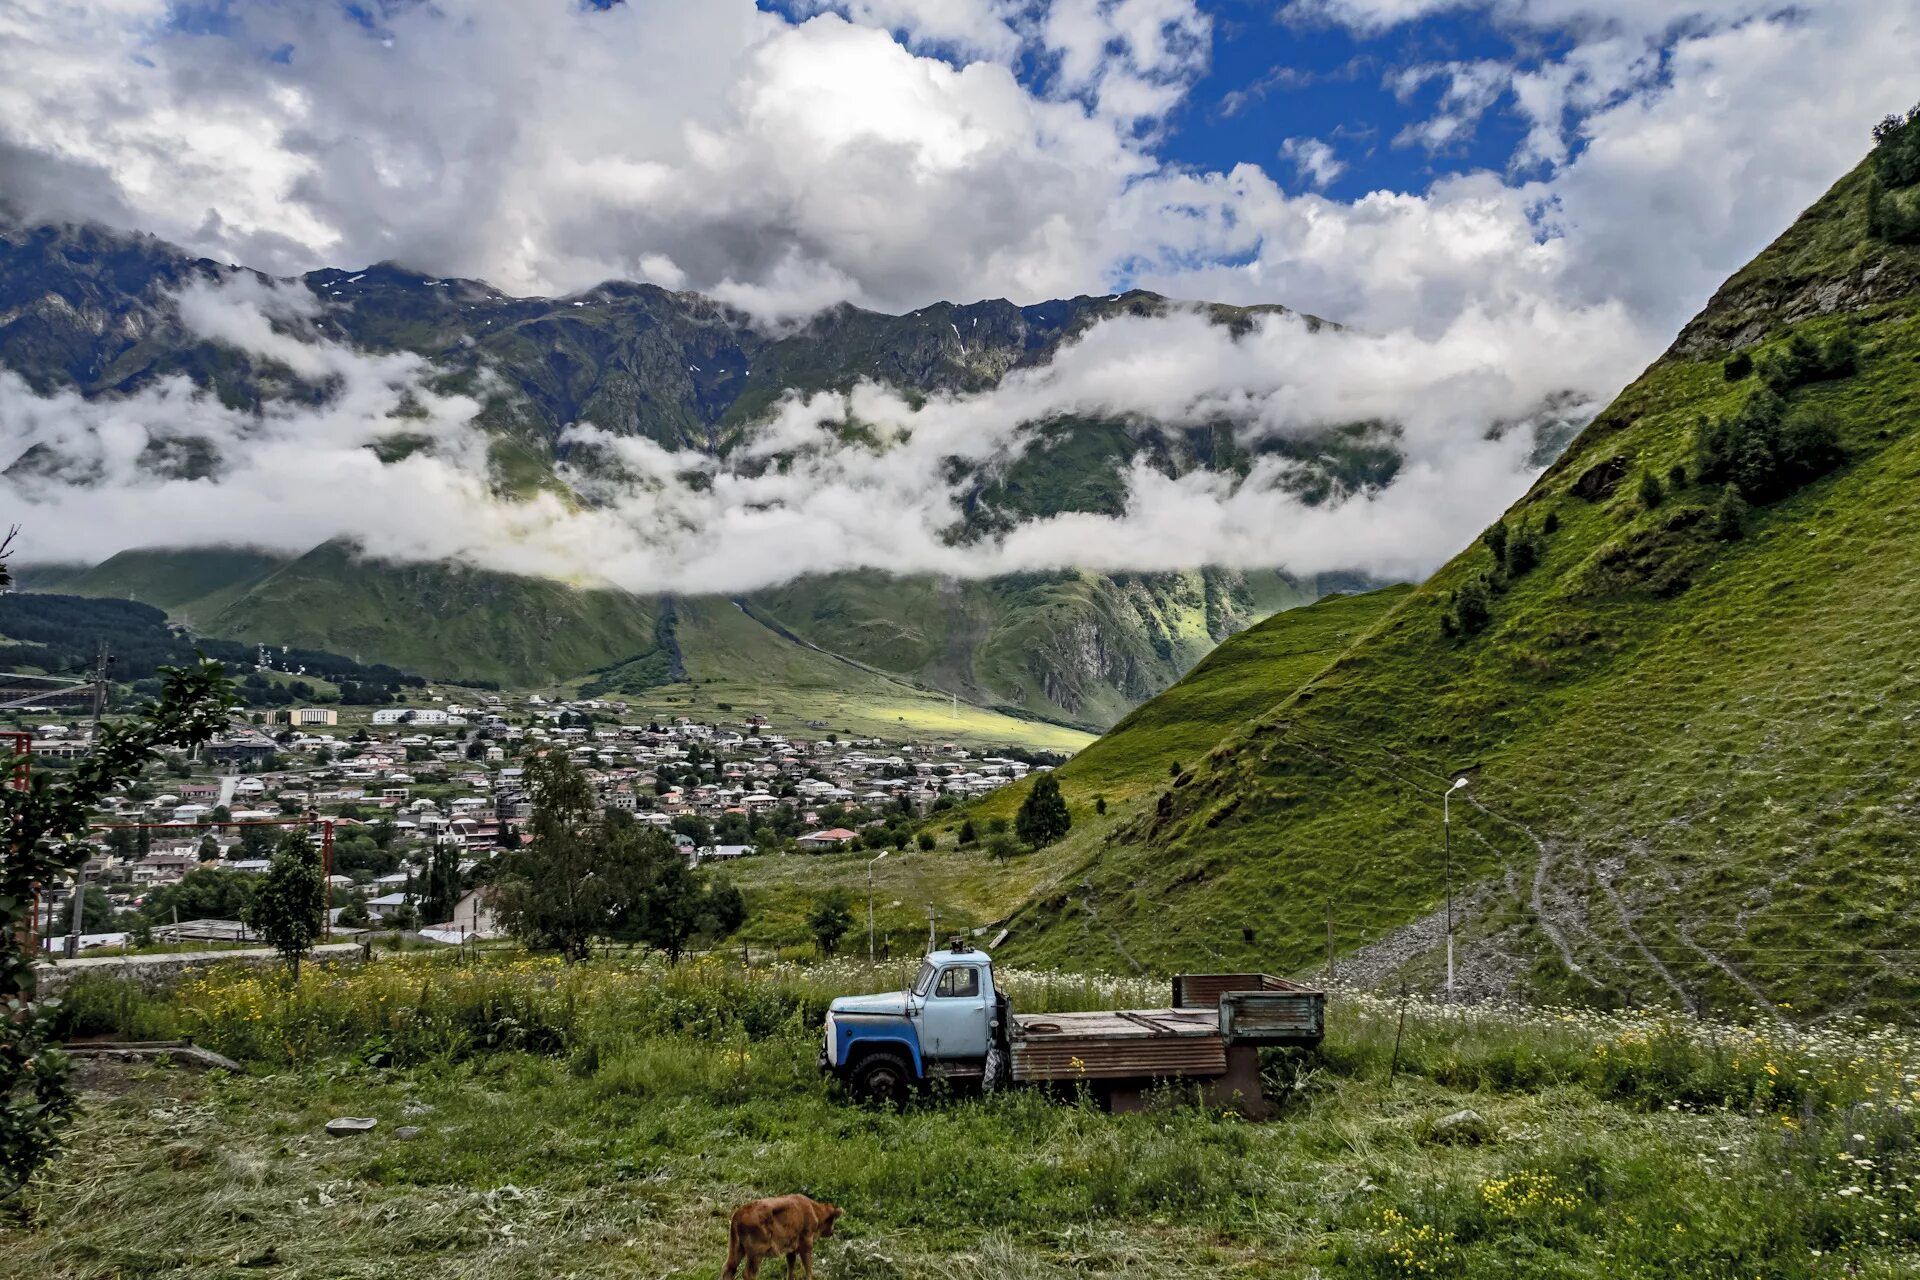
[
  {"x1": 1756, "y1": 330, "x2": 1858, "y2": 393},
  {"x1": 1710, "y1": 485, "x2": 1748, "y2": 541},
  {"x1": 1636, "y1": 470, "x2": 1664, "y2": 510},
  {"x1": 1872, "y1": 102, "x2": 1920, "y2": 190},
  {"x1": 1722, "y1": 350, "x2": 1752, "y2": 381},
  {"x1": 1694, "y1": 387, "x2": 1843, "y2": 504},
  {"x1": 1442, "y1": 573, "x2": 1493, "y2": 637}
]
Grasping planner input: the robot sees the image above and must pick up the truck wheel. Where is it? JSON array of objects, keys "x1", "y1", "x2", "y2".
[
  {"x1": 983, "y1": 1045, "x2": 1008, "y2": 1094},
  {"x1": 850, "y1": 1051, "x2": 913, "y2": 1107}
]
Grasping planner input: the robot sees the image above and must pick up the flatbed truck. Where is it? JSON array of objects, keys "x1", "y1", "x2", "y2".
[{"x1": 819, "y1": 942, "x2": 1324, "y2": 1118}]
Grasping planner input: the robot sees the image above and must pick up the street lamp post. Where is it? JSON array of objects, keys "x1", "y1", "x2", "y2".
[
  {"x1": 1444, "y1": 777, "x2": 1468, "y2": 999},
  {"x1": 867, "y1": 850, "x2": 889, "y2": 963}
]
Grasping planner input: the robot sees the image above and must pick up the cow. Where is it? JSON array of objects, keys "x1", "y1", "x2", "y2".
[{"x1": 721, "y1": 1194, "x2": 842, "y2": 1280}]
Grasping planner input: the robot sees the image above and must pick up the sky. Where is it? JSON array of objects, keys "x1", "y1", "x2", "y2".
[{"x1": 0, "y1": 0, "x2": 1915, "y2": 590}]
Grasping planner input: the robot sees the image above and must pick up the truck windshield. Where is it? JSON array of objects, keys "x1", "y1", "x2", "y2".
[{"x1": 910, "y1": 961, "x2": 936, "y2": 997}]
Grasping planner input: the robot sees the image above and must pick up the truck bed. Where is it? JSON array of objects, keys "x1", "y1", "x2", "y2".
[
  {"x1": 1009, "y1": 1007, "x2": 1226, "y2": 1082},
  {"x1": 1007, "y1": 984, "x2": 1325, "y2": 1084}
]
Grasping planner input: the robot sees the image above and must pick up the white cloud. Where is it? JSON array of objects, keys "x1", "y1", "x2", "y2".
[
  {"x1": 0, "y1": 279, "x2": 1618, "y2": 592},
  {"x1": 0, "y1": 0, "x2": 1913, "y2": 599},
  {"x1": 1280, "y1": 136, "x2": 1346, "y2": 188}
]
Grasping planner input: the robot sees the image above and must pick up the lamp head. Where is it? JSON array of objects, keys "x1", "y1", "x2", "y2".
[{"x1": 1451, "y1": 777, "x2": 1469, "y2": 791}]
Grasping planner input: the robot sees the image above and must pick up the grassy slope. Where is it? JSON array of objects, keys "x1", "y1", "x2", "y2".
[
  {"x1": 1002, "y1": 159, "x2": 1920, "y2": 1016},
  {"x1": 204, "y1": 542, "x2": 667, "y2": 687},
  {"x1": 55, "y1": 546, "x2": 289, "y2": 622},
  {"x1": 748, "y1": 568, "x2": 1318, "y2": 730},
  {"x1": 725, "y1": 586, "x2": 1405, "y2": 944},
  {"x1": 583, "y1": 594, "x2": 1096, "y2": 755}
]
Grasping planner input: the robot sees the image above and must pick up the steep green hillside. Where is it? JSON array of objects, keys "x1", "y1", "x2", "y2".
[
  {"x1": 200, "y1": 542, "x2": 669, "y2": 687},
  {"x1": 58, "y1": 546, "x2": 289, "y2": 621},
  {"x1": 588, "y1": 594, "x2": 1095, "y2": 753},
  {"x1": 1002, "y1": 156, "x2": 1920, "y2": 1017},
  {"x1": 747, "y1": 567, "x2": 1320, "y2": 727},
  {"x1": 727, "y1": 584, "x2": 1406, "y2": 943}
]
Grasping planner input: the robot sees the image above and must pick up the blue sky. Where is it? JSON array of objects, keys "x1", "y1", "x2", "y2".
[{"x1": 1167, "y1": 0, "x2": 1545, "y2": 196}]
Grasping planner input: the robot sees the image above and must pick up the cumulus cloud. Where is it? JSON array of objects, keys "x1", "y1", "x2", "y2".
[
  {"x1": 0, "y1": 280, "x2": 1619, "y2": 591},
  {"x1": 0, "y1": 0, "x2": 1912, "y2": 596},
  {"x1": 1280, "y1": 136, "x2": 1346, "y2": 188}
]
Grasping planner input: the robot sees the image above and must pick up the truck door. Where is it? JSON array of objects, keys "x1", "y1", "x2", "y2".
[{"x1": 916, "y1": 963, "x2": 990, "y2": 1059}]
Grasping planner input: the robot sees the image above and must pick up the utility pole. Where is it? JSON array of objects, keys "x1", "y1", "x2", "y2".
[
  {"x1": 87, "y1": 641, "x2": 109, "y2": 752},
  {"x1": 1444, "y1": 777, "x2": 1468, "y2": 1001},
  {"x1": 866, "y1": 849, "x2": 889, "y2": 963},
  {"x1": 1325, "y1": 898, "x2": 1335, "y2": 985},
  {"x1": 64, "y1": 867, "x2": 85, "y2": 958}
]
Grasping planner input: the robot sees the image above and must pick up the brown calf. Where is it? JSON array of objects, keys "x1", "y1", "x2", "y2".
[{"x1": 722, "y1": 1194, "x2": 842, "y2": 1280}]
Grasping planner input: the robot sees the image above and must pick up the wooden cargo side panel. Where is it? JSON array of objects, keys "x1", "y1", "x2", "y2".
[{"x1": 1009, "y1": 1008, "x2": 1227, "y2": 1082}]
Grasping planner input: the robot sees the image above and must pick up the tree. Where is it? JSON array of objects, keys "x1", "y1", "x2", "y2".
[
  {"x1": 916, "y1": 831, "x2": 936, "y2": 852},
  {"x1": 808, "y1": 890, "x2": 854, "y2": 957},
  {"x1": 244, "y1": 829, "x2": 326, "y2": 979},
  {"x1": 956, "y1": 818, "x2": 978, "y2": 847},
  {"x1": 337, "y1": 893, "x2": 371, "y2": 928},
  {"x1": 494, "y1": 751, "x2": 606, "y2": 962},
  {"x1": 419, "y1": 840, "x2": 462, "y2": 925},
  {"x1": 601, "y1": 813, "x2": 747, "y2": 963},
  {"x1": 56, "y1": 885, "x2": 115, "y2": 936},
  {"x1": 1015, "y1": 774, "x2": 1072, "y2": 849},
  {"x1": 143, "y1": 868, "x2": 255, "y2": 925},
  {"x1": 0, "y1": 631, "x2": 235, "y2": 1195},
  {"x1": 1094, "y1": 795, "x2": 1108, "y2": 816}
]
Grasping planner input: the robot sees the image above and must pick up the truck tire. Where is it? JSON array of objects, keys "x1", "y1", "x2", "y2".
[
  {"x1": 982, "y1": 1045, "x2": 1008, "y2": 1094},
  {"x1": 850, "y1": 1051, "x2": 913, "y2": 1107}
]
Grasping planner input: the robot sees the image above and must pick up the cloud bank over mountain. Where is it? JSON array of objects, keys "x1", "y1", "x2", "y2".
[
  {"x1": 0, "y1": 0, "x2": 1912, "y2": 589},
  {"x1": 0, "y1": 278, "x2": 1613, "y2": 592}
]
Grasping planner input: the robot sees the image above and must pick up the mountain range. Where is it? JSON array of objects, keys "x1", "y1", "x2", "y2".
[{"x1": 0, "y1": 216, "x2": 1407, "y2": 733}]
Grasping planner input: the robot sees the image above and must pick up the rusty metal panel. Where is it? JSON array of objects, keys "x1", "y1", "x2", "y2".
[
  {"x1": 1009, "y1": 1008, "x2": 1229, "y2": 1081},
  {"x1": 1219, "y1": 990, "x2": 1325, "y2": 1044},
  {"x1": 1171, "y1": 973, "x2": 1310, "y2": 1007},
  {"x1": 1011, "y1": 1034, "x2": 1228, "y2": 1081}
]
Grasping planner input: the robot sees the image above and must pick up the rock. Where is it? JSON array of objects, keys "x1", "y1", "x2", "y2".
[
  {"x1": 1429, "y1": 1109, "x2": 1491, "y2": 1145},
  {"x1": 1570, "y1": 455, "x2": 1628, "y2": 501},
  {"x1": 401, "y1": 1101, "x2": 434, "y2": 1117},
  {"x1": 394, "y1": 1126, "x2": 423, "y2": 1140},
  {"x1": 325, "y1": 1116, "x2": 378, "y2": 1137}
]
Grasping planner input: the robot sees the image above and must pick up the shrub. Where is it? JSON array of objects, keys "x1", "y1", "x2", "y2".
[
  {"x1": 1636, "y1": 471, "x2": 1664, "y2": 510},
  {"x1": 1480, "y1": 519, "x2": 1510, "y2": 570},
  {"x1": 1443, "y1": 573, "x2": 1494, "y2": 637},
  {"x1": 1722, "y1": 350, "x2": 1753, "y2": 381},
  {"x1": 1694, "y1": 387, "x2": 1843, "y2": 503},
  {"x1": 1871, "y1": 101, "x2": 1920, "y2": 189},
  {"x1": 1710, "y1": 485, "x2": 1748, "y2": 541},
  {"x1": 915, "y1": 831, "x2": 935, "y2": 852},
  {"x1": 1756, "y1": 330, "x2": 1859, "y2": 393}
]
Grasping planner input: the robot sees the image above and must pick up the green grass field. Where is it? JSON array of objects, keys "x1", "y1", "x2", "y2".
[{"x1": 9, "y1": 952, "x2": 1920, "y2": 1278}]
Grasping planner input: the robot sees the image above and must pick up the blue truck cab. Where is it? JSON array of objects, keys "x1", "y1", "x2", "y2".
[{"x1": 820, "y1": 943, "x2": 1006, "y2": 1104}]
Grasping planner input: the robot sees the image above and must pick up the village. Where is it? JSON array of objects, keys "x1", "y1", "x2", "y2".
[{"x1": 25, "y1": 689, "x2": 1053, "y2": 952}]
